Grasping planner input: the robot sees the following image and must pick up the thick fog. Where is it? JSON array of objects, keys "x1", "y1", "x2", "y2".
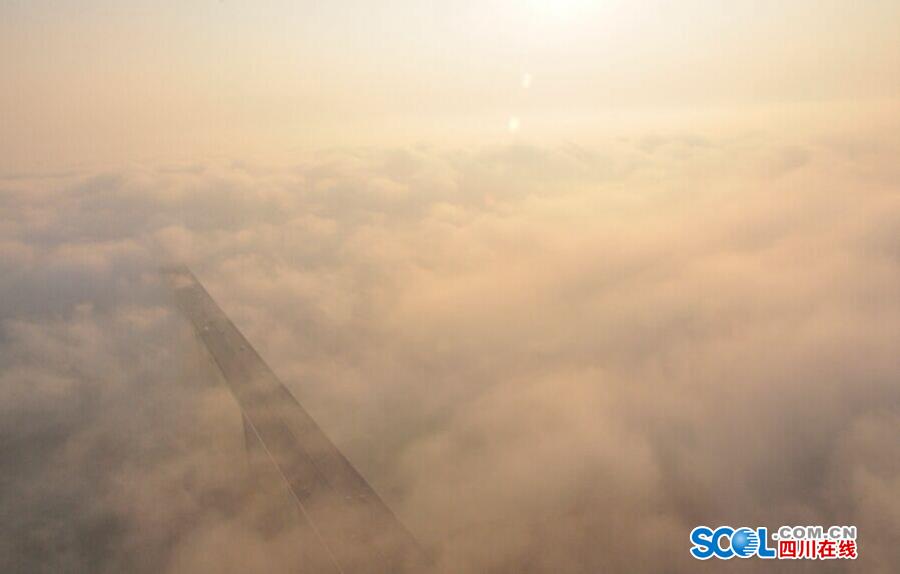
[{"x1": 1, "y1": 128, "x2": 898, "y2": 572}]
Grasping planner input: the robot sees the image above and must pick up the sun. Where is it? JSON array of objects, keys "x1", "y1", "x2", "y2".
[{"x1": 527, "y1": 0, "x2": 590, "y2": 22}]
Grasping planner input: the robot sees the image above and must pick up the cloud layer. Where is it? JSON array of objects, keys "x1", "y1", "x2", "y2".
[{"x1": 1, "y1": 123, "x2": 898, "y2": 572}]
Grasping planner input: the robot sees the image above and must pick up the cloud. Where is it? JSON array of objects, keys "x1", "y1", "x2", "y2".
[{"x1": 0, "y1": 123, "x2": 898, "y2": 572}]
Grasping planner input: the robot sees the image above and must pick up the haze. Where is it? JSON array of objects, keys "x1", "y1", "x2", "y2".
[
  {"x1": 1, "y1": 2, "x2": 898, "y2": 573},
  {"x1": 3, "y1": 0, "x2": 899, "y2": 169}
]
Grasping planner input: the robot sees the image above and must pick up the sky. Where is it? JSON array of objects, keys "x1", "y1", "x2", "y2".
[
  {"x1": 1, "y1": 2, "x2": 899, "y2": 573},
  {"x1": 2, "y1": 0, "x2": 899, "y2": 169}
]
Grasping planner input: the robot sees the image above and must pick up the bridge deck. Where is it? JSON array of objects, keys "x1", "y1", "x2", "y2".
[{"x1": 166, "y1": 267, "x2": 425, "y2": 574}]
